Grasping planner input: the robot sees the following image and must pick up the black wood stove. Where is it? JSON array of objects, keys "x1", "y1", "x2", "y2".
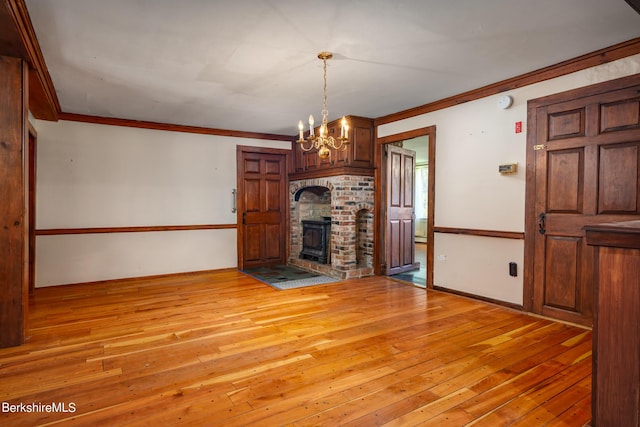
[{"x1": 300, "y1": 217, "x2": 331, "y2": 264}]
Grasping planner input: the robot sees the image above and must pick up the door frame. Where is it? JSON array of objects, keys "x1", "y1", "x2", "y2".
[
  {"x1": 375, "y1": 126, "x2": 436, "y2": 288},
  {"x1": 28, "y1": 122, "x2": 37, "y2": 294},
  {"x1": 236, "y1": 145, "x2": 291, "y2": 270},
  {"x1": 523, "y1": 73, "x2": 640, "y2": 316}
]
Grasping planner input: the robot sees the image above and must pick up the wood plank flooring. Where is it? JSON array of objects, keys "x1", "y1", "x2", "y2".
[{"x1": 0, "y1": 270, "x2": 592, "y2": 426}]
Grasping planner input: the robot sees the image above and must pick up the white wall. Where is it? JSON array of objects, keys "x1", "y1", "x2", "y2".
[
  {"x1": 33, "y1": 119, "x2": 290, "y2": 287},
  {"x1": 378, "y1": 54, "x2": 640, "y2": 305}
]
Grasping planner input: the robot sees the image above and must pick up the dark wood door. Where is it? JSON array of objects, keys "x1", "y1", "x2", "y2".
[
  {"x1": 527, "y1": 76, "x2": 640, "y2": 326},
  {"x1": 237, "y1": 146, "x2": 289, "y2": 270},
  {"x1": 384, "y1": 144, "x2": 418, "y2": 275}
]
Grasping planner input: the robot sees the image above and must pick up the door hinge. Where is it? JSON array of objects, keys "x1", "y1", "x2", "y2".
[{"x1": 533, "y1": 144, "x2": 546, "y2": 151}]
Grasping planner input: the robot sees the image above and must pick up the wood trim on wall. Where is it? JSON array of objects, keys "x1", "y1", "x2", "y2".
[
  {"x1": 527, "y1": 72, "x2": 640, "y2": 109},
  {"x1": 35, "y1": 224, "x2": 236, "y2": 236},
  {"x1": 27, "y1": 122, "x2": 36, "y2": 294},
  {"x1": 1, "y1": 0, "x2": 60, "y2": 120},
  {"x1": 4, "y1": 0, "x2": 639, "y2": 137},
  {"x1": 431, "y1": 286, "x2": 523, "y2": 311},
  {"x1": 0, "y1": 0, "x2": 291, "y2": 141},
  {"x1": 59, "y1": 112, "x2": 294, "y2": 142},
  {"x1": 434, "y1": 226, "x2": 525, "y2": 240},
  {"x1": 49, "y1": 267, "x2": 237, "y2": 289},
  {"x1": 377, "y1": 128, "x2": 434, "y2": 145},
  {"x1": 374, "y1": 37, "x2": 640, "y2": 126},
  {"x1": 0, "y1": 55, "x2": 29, "y2": 348},
  {"x1": 625, "y1": 0, "x2": 640, "y2": 14}
]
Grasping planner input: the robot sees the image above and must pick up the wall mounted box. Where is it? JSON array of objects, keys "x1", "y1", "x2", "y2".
[
  {"x1": 509, "y1": 262, "x2": 517, "y2": 277},
  {"x1": 498, "y1": 163, "x2": 517, "y2": 174}
]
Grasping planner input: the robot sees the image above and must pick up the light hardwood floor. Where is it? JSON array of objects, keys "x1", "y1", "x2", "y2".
[{"x1": 0, "y1": 270, "x2": 592, "y2": 426}]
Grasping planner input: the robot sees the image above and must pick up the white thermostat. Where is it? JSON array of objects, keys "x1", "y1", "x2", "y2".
[{"x1": 499, "y1": 163, "x2": 518, "y2": 174}]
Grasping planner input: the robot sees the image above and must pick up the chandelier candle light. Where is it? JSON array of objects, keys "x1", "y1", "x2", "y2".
[{"x1": 297, "y1": 52, "x2": 350, "y2": 159}]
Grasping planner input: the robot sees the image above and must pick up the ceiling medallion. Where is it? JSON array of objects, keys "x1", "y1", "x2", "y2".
[{"x1": 297, "y1": 52, "x2": 350, "y2": 159}]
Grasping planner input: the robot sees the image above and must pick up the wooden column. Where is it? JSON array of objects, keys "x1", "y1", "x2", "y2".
[
  {"x1": 586, "y1": 221, "x2": 640, "y2": 427},
  {"x1": 0, "y1": 55, "x2": 29, "y2": 348}
]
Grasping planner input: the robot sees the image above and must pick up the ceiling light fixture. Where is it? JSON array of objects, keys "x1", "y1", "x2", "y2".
[{"x1": 297, "y1": 52, "x2": 350, "y2": 159}]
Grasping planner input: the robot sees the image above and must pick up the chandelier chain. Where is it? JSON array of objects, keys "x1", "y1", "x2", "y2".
[
  {"x1": 322, "y1": 57, "x2": 328, "y2": 124},
  {"x1": 297, "y1": 51, "x2": 350, "y2": 159}
]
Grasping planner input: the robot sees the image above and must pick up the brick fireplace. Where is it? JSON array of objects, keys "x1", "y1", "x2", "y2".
[{"x1": 289, "y1": 175, "x2": 375, "y2": 279}]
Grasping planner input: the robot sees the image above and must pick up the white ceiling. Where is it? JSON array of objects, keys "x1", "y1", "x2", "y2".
[{"x1": 25, "y1": 0, "x2": 640, "y2": 136}]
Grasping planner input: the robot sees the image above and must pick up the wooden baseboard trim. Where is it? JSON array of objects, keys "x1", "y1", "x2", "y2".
[
  {"x1": 432, "y1": 285, "x2": 523, "y2": 311},
  {"x1": 434, "y1": 226, "x2": 524, "y2": 240},
  {"x1": 36, "y1": 224, "x2": 236, "y2": 235},
  {"x1": 35, "y1": 268, "x2": 237, "y2": 289}
]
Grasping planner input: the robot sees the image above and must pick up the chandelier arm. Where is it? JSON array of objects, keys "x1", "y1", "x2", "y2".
[
  {"x1": 326, "y1": 137, "x2": 348, "y2": 151},
  {"x1": 298, "y1": 138, "x2": 315, "y2": 152}
]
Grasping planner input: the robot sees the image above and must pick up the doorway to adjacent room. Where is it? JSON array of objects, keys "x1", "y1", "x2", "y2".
[{"x1": 377, "y1": 126, "x2": 435, "y2": 288}]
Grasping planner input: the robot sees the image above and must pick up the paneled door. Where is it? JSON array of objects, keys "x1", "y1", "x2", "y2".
[
  {"x1": 237, "y1": 146, "x2": 289, "y2": 270},
  {"x1": 384, "y1": 144, "x2": 419, "y2": 275},
  {"x1": 526, "y1": 75, "x2": 640, "y2": 326}
]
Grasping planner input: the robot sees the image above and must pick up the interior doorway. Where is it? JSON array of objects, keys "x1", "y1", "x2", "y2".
[
  {"x1": 384, "y1": 143, "x2": 418, "y2": 277},
  {"x1": 236, "y1": 146, "x2": 290, "y2": 270},
  {"x1": 524, "y1": 74, "x2": 640, "y2": 326},
  {"x1": 395, "y1": 136, "x2": 429, "y2": 287},
  {"x1": 376, "y1": 126, "x2": 436, "y2": 288}
]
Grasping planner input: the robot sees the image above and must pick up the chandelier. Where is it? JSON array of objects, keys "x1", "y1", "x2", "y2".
[{"x1": 297, "y1": 52, "x2": 350, "y2": 159}]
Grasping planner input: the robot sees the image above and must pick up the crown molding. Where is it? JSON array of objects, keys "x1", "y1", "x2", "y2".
[
  {"x1": 6, "y1": 0, "x2": 639, "y2": 135},
  {"x1": 0, "y1": 1, "x2": 24, "y2": 58},
  {"x1": 1, "y1": 0, "x2": 60, "y2": 120},
  {"x1": 374, "y1": 37, "x2": 640, "y2": 126},
  {"x1": 59, "y1": 112, "x2": 293, "y2": 141},
  {"x1": 625, "y1": 0, "x2": 640, "y2": 15}
]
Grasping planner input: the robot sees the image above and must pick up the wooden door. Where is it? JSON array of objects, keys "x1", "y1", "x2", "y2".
[
  {"x1": 526, "y1": 75, "x2": 640, "y2": 326},
  {"x1": 237, "y1": 146, "x2": 289, "y2": 270},
  {"x1": 384, "y1": 144, "x2": 418, "y2": 275}
]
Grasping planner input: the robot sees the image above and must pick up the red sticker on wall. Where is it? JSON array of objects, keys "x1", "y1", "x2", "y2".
[{"x1": 515, "y1": 121, "x2": 523, "y2": 133}]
